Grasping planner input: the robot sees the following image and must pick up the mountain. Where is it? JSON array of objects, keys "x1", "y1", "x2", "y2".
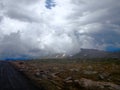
[
  {"x1": 40, "y1": 48, "x2": 120, "y2": 59},
  {"x1": 72, "y1": 48, "x2": 120, "y2": 59},
  {"x1": 42, "y1": 53, "x2": 68, "y2": 59}
]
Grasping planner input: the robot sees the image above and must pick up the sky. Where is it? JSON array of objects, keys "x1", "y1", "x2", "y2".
[{"x1": 0, "y1": 0, "x2": 120, "y2": 59}]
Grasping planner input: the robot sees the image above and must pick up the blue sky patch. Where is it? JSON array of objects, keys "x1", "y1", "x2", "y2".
[
  {"x1": 45, "y1": 0, "x2": 56, "y2": 9},
  {"x1": 106, "y1": 46, "x2": 120, "y2": 52}
]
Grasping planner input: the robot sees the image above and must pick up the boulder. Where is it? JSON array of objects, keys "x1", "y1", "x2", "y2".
[{"x1": 77, "y1": 78, "x2": 120, "y2": 90}]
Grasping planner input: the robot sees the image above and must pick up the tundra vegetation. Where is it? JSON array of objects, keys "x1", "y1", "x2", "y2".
[{"x1": 12, "y1": 58, "x2": 120, "y2": 90}]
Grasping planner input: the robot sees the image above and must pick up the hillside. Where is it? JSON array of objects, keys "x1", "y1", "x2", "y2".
[{"x1": 72, "y1": 48, "x2": 120, "y2": 59}]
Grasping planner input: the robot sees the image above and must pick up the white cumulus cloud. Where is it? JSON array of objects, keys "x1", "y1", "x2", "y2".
[{"x1": 0, "y1": 0, "x2": 120, "y2": 59}]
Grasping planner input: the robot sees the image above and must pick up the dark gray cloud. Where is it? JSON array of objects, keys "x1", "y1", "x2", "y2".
[
  {"x1": 0, "y1": 31, "x2": 48, "y2": 59},
  {"x1": 1, "y1": 0, "x2": 40, "y2": 22},
  {"x1": 0, "y1": 32, "x2": 27, "y2": 59},
  {"x1": 70, "y1": 0, "x2": 120, "y2": 49},
  {"x1": 0, "y1": 0, "x2": 120, "y2": 59},
  {"x1": 5, "y1": 8, "x2": 39, "y2": 22}
]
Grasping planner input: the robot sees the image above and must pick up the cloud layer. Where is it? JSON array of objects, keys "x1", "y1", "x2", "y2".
[{"x1": 0, "y1": 0, "x2": 120, "y2": 59}]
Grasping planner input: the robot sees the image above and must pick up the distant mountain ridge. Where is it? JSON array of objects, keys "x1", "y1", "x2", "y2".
[
  {"x1": 72, "y1": 48, "x2": 120, "y2": 59},
  {"x1": 40, "y1": 48, "x2": 120, "y2": 59},
  {"x1": 42, "y1": 53, "x2": 68, "y2": 59}
]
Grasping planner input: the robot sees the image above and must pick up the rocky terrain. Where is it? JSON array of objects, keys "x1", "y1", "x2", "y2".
[{"x1": 12, "y1": 59, "x2": 120, "y2": 90}]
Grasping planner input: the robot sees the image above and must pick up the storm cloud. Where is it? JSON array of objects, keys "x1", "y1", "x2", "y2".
[{"x1": 0, "y1": 0, "x2": 120, "y2": 59}]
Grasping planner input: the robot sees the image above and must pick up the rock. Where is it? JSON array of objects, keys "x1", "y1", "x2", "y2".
[
  {"x1": 83, "y1": 70, "x2": 97, "y2": 75},
  {"x1": 34, "y1": 72, "x2": 40, "y2": 77},
  {"x1": 78, "y1": 78, "x2": 120, "y2": 90},
  {"x1": 41, "y1": 74, "x2": 48, "y2": 79},
  {"x1": 64, "y1": 76, "x2": 74, "y2": 84},
  {"x1": 51, "y1": 73, "x2": 58, "y2": 78},
  {"x1": 87, "y1": 65, "x2": 93, "y2": 70},
  {"x1": 69, "y1": 68, "x2": 79, "y2": 72},
  {"x1": 50, "y1": 71, "x2": 62, "y2": 78},
  {"x1": 64, "y1": 80, "x2": 73, "y2": 84},
  {"x1": 74, "y1": 80, "x2": 79, "y2": 83},
  {"x1": 53, "y1": 67, "x2": 59, "y2": 70},
  {"x1": 64, "y1": 76, "x2": 72, "y2": 81},
  {"x1": 98, "y1": 72, "x2": 111, "y2": 80},
  {"x1": 34, "y1": 70, "x2": 48, "y2": 79},
  {"x1": 19, "y1": 66, "x2": 28, "y2": 72}
]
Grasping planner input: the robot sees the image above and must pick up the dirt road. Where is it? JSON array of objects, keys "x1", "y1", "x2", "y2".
[{"x1": 0, "y1": 61, "x2": 43, "y2": 90}]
